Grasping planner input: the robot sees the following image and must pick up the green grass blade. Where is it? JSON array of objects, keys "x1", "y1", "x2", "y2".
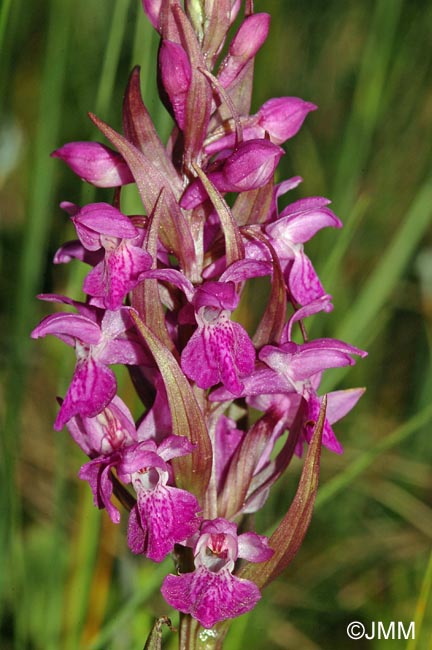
[
  {"x1": 316, "y1": 402, "x2": 432, "y2": 509},
  {"x1": 333, "y1": 0, "x2": 404, "y2": 215},
  {"x1": 318, "y1": 194, "x2": 370, "y2": 296},
  {"x1": 94, "y1": 0, "x2": 130, "y2": 117},
  {"x1": 0, "y1": 0, "x2": 12, "y2": 58},
  {"x1": 365, "y1": 480, "x2": 432, "y2": 539},
  {"x1": 87, "y1": 561, "x2": 169, "y2": 650},
  {"x1": 13, "y1": 0, "x2": 71, "y2": 346},
  {"x1": 40, "y1": 433, "x2": 70, "y2": 650},
  {"x1": 62, "y1": 492, "x2": 102, "y2": 650},
  {"x1": 4, "y1": 1, "x2": 72, "y2": 647},
  {"x1": 334, "y1": 178, "x2": 432, "y2": 347},
  {"x1": 406, "y1": 550, "x2": 432, "y2": 650}
]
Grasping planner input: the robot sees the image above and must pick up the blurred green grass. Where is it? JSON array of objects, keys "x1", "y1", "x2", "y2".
[{"x1": 1, "y1": 0, "x2": 432, "y2": 648}]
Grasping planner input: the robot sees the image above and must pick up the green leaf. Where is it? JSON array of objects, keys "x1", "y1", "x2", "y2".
[
  {"x1": 131, "y1": 189, "x2": 176, "y2": 353},
  {"x1": 407, "y1": 549, "x2": 432, "y2": 650},
  {"x1": 192, "y1": 163, "x2": 244, "y2": 266},
  {"x1": 122, "y1": 66, "x2": 182, "y2": 196},
  {"x1": 335, "y1": 179, "x2": 432, "y2": 347},
  {"x1": 239, "y1": 398, "x2": 326, "y2": 588},
  {"x1": 143, "y1": 616, "x2": 175, "y2": 650},
  {"x1": 94, "y1": 0, "x2": 129, "y2": 117},
  {"x1": 232, "y1": 176, "x2": 274, "y2": 226},
  {"x1": 245, "y1": 228, "x2": 287, "y2": 347}
]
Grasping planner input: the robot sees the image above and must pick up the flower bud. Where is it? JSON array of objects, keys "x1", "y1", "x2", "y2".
[
  {"x1": 258, "y1": 97, "x2": 318, "y2": 144},
  {"x1": 180, "y1": 140, "x2": 284, "y2": 208},
  {"x1": 222, "y1": 139, "x2": 284, "y2": 191},
  {"x1": 51, "y1": 142, "x2": 134, "y2": 187},
  {"x1": 218, "y1": 13, "x2": 271, "y2": 88},
  {"x1": 230, "y1": 13, "x2": 270, "y2": 58},
  {"x1": 158, "y1": 40, "x2": 192, "y2": 130}
]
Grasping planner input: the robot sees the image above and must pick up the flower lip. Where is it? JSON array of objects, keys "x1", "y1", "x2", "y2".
[{"x1": 161, "y1": 518, "x2": 272, "y2": 627}]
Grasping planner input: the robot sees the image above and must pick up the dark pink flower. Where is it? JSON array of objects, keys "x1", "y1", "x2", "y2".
[
  {"x1": 141, "y1": 262, "x2": 271, "y2": 395},
  {"x1": 116, "y1": 438, "x2": 202, "y2": 560},
  {"x1": 211, "y1": 339, "x2": 367, "y2": 453},
  {"x1": 265, "y1": 197, "x2": 342, "y2": 305},
  {"x1": 205, "y1": 98, "x2": 316, "y2": 154},
  {"x1": 70, "y1": 203, "x2": 152, "y2": 309},
  {"x1": 161, "y1": 518, "x2": 273, "y2": 628},
  {"x1": 72, "y1": 397, "x2": 138, "y2": 523},
  {"x1": 31, "y1": 303, "x2": 148, "y2": 429},
  {"x1": 181, "y1": 281, "x2": 255, "y2": 395},
  {"x1": 78, "y1": 427, "x2": 201, "y2": 561},
  {"x1": 66, "y1": 394, "x2": 137, "y2": 457}
]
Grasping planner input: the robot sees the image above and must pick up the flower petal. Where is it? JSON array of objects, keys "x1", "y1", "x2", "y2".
[
  {"x1": 304, "y1": 394, "x2": 343, "y2": 454},
  {"x1": 83, "y1": 244, "x2": 152, "y2": 310},
  {"x1": 288, "y1": 251, "x2": 326, "y2": 305},
  {"x1": 128, "y1": 484, "x2": 201, "y2": 561},
  {"x1": 78, "y1": 459, "x2": 121, "y2": 523},
  {"x1": 181, "y1": 318, "x2": 255, "y2": 395},
  {"x1": 74, "y1": 203, "x2": 138, "y2": 241},
  {"x1": 161, "y1": 566, "x2": 261, "y2": 628},
  {"x1": 53, "y1": 240, "x2": 103, "y2": 266},
  {"x1": 54, "y1": 358, "x2": 117, "y2": 430},
  {"x1": 257, "y1": 97, "x2": 317, "y2": 144},
  {"x1": 31, "y1": 312, "x2": 102, "y2": 346},
  {"x1": 238, "y1": 532, "x2": 274, "y2": 562},
  {"x1": 51, "y1": 142, "x2": 134, "y2": 188}
]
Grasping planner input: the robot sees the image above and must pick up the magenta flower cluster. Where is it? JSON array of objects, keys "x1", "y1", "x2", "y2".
[{"x1": 32, "y1": 0, "x2": 366, "y2": 633}]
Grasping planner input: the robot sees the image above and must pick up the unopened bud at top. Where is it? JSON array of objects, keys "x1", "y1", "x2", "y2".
[
  {"x1": 230, "y1": 13, "x2": 270, "y2": 58},
  {"x1": 218, "y1": 13, "x2": 270, "y2": 88},
  {"x1": 159, "y1": 40, "x2": 192, "y2": 130},
  {"x1": 51, "y1": 142, "x2": 134, "y2": 188}
]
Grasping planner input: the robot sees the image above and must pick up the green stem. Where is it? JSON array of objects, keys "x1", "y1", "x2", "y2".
[{"x1": 179, "y1": 615, "x2": 229, "y2": 650}]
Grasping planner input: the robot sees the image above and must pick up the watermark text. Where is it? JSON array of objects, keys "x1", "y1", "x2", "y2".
[{"x1": 347, "y1": 621, "x2": 415, "y2": 641}]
